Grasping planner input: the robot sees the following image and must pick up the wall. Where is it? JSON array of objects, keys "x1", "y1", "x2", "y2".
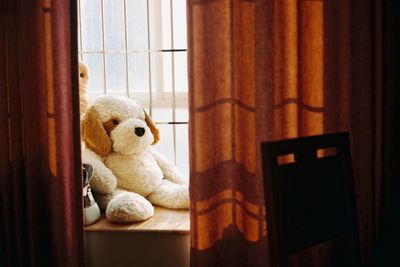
[{"x1": 85, "y1": 232, "x2": 190, "y2": 267}]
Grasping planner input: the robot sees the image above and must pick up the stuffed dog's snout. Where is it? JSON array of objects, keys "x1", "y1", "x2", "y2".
[
  {"x1": 134, "y1": 127, "x2": 145, "y2": 137},
  {"x1": 111, "y1": 118, "x2": 154, "y2": 155}
]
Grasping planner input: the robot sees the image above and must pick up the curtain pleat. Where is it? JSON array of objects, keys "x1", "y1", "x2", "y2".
[
  {"x1": 0, "y1": 1, "x2": 84, "y2": 266},
  {"x1": 188, "y1": 0, "x2": 267, "y2": 265},
  {"x1": 188, "y1": 0, "x2": 399, "y2": 266}
]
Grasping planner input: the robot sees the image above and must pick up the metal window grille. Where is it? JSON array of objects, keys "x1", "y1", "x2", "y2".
[{"x1": 78, "y1": 0, "x2": 189, "y2": 176}]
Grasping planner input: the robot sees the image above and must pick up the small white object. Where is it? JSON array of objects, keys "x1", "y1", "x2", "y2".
[
  {"x1": 83, "y1": 164, "x2": 101, "y2": 226},
  {"x1": 84, "y1": 201, "x2": 101, "y2": 226}
]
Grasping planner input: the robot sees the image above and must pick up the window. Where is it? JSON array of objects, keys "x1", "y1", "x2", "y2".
[{"x1": 78, "y1": 0, "x2": 189, "y2": 176}]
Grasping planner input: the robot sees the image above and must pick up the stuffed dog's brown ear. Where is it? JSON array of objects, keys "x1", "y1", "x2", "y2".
[
  {"x1": 82, "y1": 106, "x2": 112, "y2": 156},
  {"x1": 143, "y1": 109, "x2": 160, "y2": 145}
]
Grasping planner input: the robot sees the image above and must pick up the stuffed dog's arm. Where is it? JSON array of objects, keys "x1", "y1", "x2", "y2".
[
  {"x1": 82, "y1": 148, "x2": 117, "y2": 194},
  {"x1": 149, "y1": 148, "x2": 188, "y2": 185}
]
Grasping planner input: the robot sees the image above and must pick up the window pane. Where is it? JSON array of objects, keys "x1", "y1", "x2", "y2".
[
  {"x1": 150, "y1": 52, "x2": 172, "y2": 92},
  {"x1": 152, "y1": 108, "x2": 173, "y2": 124},
  {"x1": 172, "y1": 0, "x2": 187, "y2": 49},
  {"x1": 82, "y1": 53, "x2": 104, "y2": 94},
  {"x1": 161, "y1": 0, "x2": 172, "y2": 49},
  {"x1": 150, "y1": 52, "x2": 173, "y2": 122},
  {"x1": 148, "y1": 0, "x2": 172, "y2": 50},
  {"x1": 129, "y1": 53, "x2": 149, "y2": 93},
  {"x1": 148, "y1": 0, "x2": 157, "y2": 50},
  {"x1": 105, "y1": 54, "x2": 126, "y2": 93},
  {"x1": 81, "y1": 0, "x2": 102, "y2": 51},
  {"x1": 174, "y1": 52, "x2": 188, "y2": 92},
  {"x1": 154, "y1": 124, "x2": 174, "y2": 163},
  {"x1": 78, "y1": 0, "x2": 82, "y2": 53},
  {"x1": 175, "y1": 124, "x2": 189, "y2": 177},
  {"x1": 127, "y1": 0, "x2": 148, "y2": 50},
  {"x1": 176, "y1": 108, "x2": 188, "y2": 122},
  {"x1": 162, "y1": 52, "x2": 173, "y2": 92},
  {"x1": 104, "y1": 0, "x2": 125, "y2": 51}
]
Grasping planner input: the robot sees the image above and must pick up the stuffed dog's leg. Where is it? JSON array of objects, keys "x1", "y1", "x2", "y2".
[
  {"x1": 103, "y1": 189, "x2": 154, "y2": 223},
  {"x1": 148, "y1": 180, "x2": 189, "y2": 209},
  {"x1": 149, "y1": 148, "x2": 188, "y2": 185}
]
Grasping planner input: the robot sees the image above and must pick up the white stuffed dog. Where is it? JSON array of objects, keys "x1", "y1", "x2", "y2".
[{"x1": 81, "y1": 95, "x2": 189, "y2": 223}]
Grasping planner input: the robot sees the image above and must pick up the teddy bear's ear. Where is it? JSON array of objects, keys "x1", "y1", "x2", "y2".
[
  {"x1": 143, "y1": 109, "x2": 160, "y2": 145},
  {"x1": 82, "y1": 106, "x2": 112, "y2": 156}
]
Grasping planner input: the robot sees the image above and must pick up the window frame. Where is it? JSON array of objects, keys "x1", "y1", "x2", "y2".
[{"x1": 78, "y1": 0, "x2": 189, "y2": 171}]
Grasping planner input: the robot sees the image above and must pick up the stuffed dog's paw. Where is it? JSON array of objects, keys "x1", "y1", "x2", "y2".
[
  {"x1": 148, "y1": 180, "x2": 189, "y2": 209},
  {"x1": 106, "y1": 192, "x2": 154, "y2": 223}
]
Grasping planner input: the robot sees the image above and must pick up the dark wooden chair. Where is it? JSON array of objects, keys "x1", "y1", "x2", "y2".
[{"x1": 261, "y1": 132, "x2": 360, "y2": 267}]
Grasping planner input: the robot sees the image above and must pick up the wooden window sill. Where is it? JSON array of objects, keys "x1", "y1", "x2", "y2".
[{"x1": 84, "y1": 207, "x2": 190, "y2": 235}]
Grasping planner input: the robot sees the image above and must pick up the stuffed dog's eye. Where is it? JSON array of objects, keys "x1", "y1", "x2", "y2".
[
  {"x1": 104, "y1": 119, "x2": 120, "y2": 135},
  {"x1": 80, "y1": 73, "x2": 85, "y2": 78}
]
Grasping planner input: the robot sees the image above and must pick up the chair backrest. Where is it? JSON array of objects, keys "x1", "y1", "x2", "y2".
[{"x1": 261, "y1": 132, "x2": 360, "y2": 267}]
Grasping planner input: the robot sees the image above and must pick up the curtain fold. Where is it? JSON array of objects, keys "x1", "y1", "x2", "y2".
[
  {"x1": 188, "y1": 1, "x2": 268, "y2": 266},
  {"x1": 188, "y1": 0, "x2": 399, "y2": 266},
  {"x1": 0, "y1": 1, "x2": 84, "y2": 266}
]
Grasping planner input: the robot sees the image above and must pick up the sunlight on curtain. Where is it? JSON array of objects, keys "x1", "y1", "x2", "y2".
[{"x1": 188, "y1": 0, "x2": 325, "y2": 265}]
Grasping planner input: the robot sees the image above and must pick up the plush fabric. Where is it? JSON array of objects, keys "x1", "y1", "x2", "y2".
[{"x1": 82, "y1": 95, "x2": 189, "y2": 223}]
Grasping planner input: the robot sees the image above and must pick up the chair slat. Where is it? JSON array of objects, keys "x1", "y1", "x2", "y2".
[{"x1": 261, "y1": 132, "x2": 360, "y2": 267}]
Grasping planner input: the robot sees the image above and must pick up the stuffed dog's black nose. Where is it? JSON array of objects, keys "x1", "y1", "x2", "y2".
[{"x1": 134, "y1": 127, "x2": 145, "y2": 137}]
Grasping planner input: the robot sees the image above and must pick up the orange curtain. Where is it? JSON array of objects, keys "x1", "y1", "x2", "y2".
[
  {"x1": 0, "y1": 1, "x2": 84, "y2": 266},
  {"x1": 188, "y1": 0, "x2": 399, "y2": 266}
]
